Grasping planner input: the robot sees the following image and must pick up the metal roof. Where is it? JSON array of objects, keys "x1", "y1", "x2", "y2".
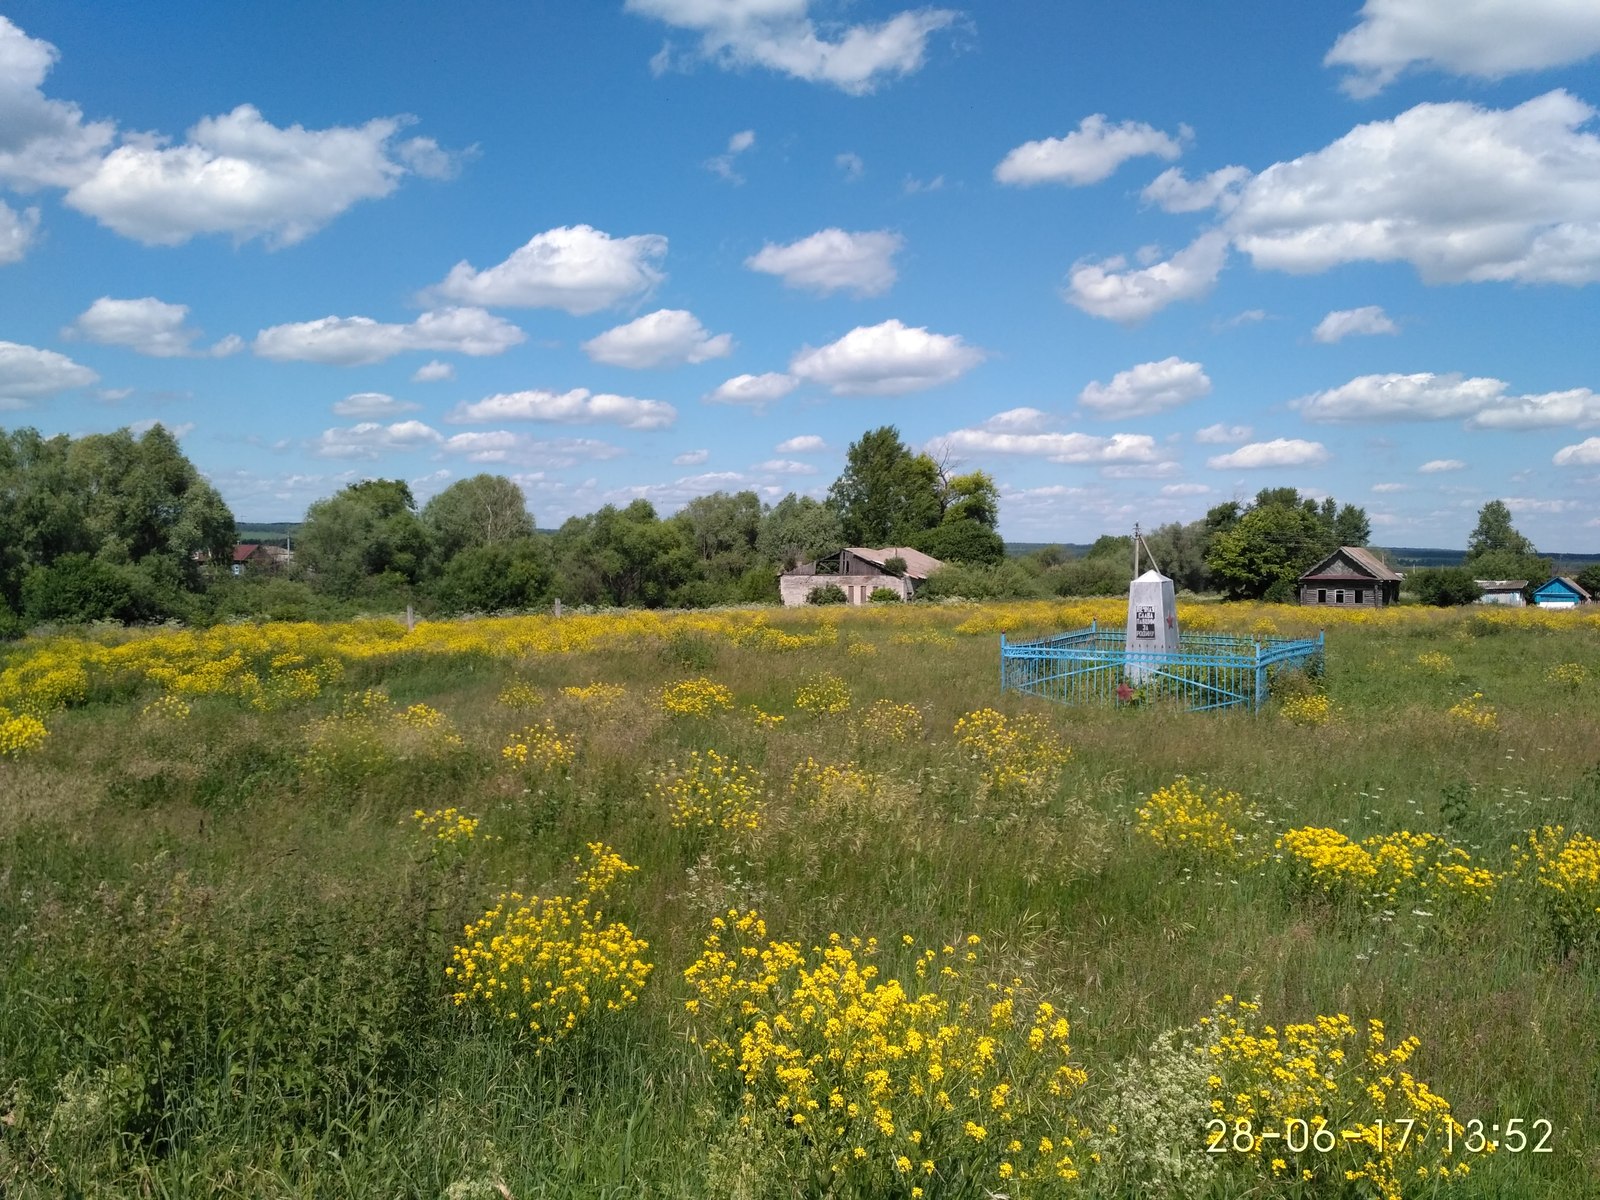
[{"x1": 1298, "y1": 546, "x2": 1402, "y2": 582}]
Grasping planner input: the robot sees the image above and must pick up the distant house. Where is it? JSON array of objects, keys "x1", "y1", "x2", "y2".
[
  {"x1": 1532, "y1": 577, "x2": 1592, "y2": 609},
  {"x1": 1475, "y1": 579, "x2": 1527, "y2": 607},
  {"x1": 1297, "y1": 546, "x2": 1402, "y2": 608},
  {"x1": 779, "y1": 547, "x2": 943, "y2": 607},
  {"x1": 230, "y1": 543, "x2": 293, "y2": 576}
]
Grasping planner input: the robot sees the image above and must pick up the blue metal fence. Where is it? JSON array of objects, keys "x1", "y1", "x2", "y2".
[{"x1": 999, "y1": 621, "x2": 1324, "y2": 713}]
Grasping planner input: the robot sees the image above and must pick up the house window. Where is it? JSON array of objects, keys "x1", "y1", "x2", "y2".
[
  {"x1": 1355, "y1": 589, "x2": 1365, "y2": 604},
  {"x1": 1318, "y1": 589, "x2": 1327, "y2": 603},
  {"x1": 1335, "y1": 589, "x2": 1345, "y2": 604}
]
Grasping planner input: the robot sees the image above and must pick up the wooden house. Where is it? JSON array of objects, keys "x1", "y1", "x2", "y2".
[
  {"x1": 779, "y1": 547, "x2": 944, "y2": 606},
  {"x1": 1296, "y1": 546, "x2": 1402, "y2": 608},
  {"x1": 1474, "y1": 579, "x2": 1527, "y2": 607},
  {"x1": 1532, "y1": 577, "x2": 1592, "y2": 609}
]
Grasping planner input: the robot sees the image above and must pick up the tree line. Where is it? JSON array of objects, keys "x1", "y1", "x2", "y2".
[{"x1": 3, "y1": 420, "x2": 1585, "y2": 636}]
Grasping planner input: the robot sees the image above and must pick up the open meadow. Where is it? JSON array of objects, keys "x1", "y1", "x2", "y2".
[{"x1": 2, "y1": 600, "x2": 1598, "y2": 1199}]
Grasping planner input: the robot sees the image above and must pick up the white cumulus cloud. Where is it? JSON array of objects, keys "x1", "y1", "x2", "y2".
[
  {"x1": 1194, "y1": 423, "x2": 1253, "y2": 444},
  {"x1": 65, "y1": 105, "x2": 449, "y2": 248},
  {"x1": 1298, "y1": 372, "x2": 1506, "y2": 422},
  {"x1": 1161, "y1": 483, "x2": 1213, "y2": 496},
  {"x1": 626, "y1": 0, "x2": 957, "y2": 95},
  {"x1": 1372, "y1": 482, "x2": 1410, "y2": 493},
  {"x1": 582, "y1": 309, "x2": 734, "y2": 368},
  {"x1": 1065, "y1": 231, "x2": 1227, "y2": 324},
  {"x1": 311, "y1": 420, "x2": 443, "y2": 460},
  {"x1": 1141, "y1": 165, "x2": 1250, "y2": 212},
  {"x1": 447, "y1": 388, "x2": 676, "y2": 430},
  {"x1": 440, "y1": 432, "x2": 625, "y2": 468},
  {"x1": 0, "y1": 201, "x2": 40, "y2": 263},
  {"x1": 673, "y1": 448, "x2": 710, "y2": 466},
  {"x1": 332, "y1": 392, "x2": 421, "y2": 418},
  {"x1": 0, "y1": 340, "x2": 98, "y2": 405},
  {"x1": 1313, "y1": 306, "x2": 1400, "y2": 343},
  {"x1": 1078, "y1": 357, "x2": 1211, "y2": 418},
  {"x1": 1207, "y1": 439, "x2": 1329, "y2": 469},
  {"x1": 1299, "y1": 371, "x2": 1600, "y2": 428},
  {"x1": 757, "y1": 459, "x2": 818, "y2": 475},
  {"x1": 775, "y1": 434, "x2": 826, "y2": 453},
  {"x1": 980, "y1": 407, "x2": 1052, "y2": 434},
  {"x1": 0, "y1": 17, "x2": 115, "y2": 190},
  {"x1": 704, "y1": 372, "x2": 798, "y2": 407},
  {"x1": 789, "y1": 319, "x2": 983, "y2": 396},
  {"x1": 745, "y1": 228, "x2": 902, "y2": 297},
  {"x1": 936, "y1": 426, "x2": 1163, "y2": 465},
  {"x1": 65, "y1": 296, "x2": 239, "y2": 358},
  {"x1": 1327, "y1": 0, "x2": 1600, "y2": 97},
  {"x1": 1418, "y1": 458, "x2": 1466, "y2": 472},
  {"x1": 432, "y1": 225, "x2": 667, "y2": 314},
  {"x1": 1226, "y1": 91, "x2": 1600, "y2": 285},
  {"x1": 1553, "y1": 437, "x2": 1600, "y2": 466},
  {"x1": 995, "y1": 115, "x2": 1187, "y2": 187},
  {"x1": 253, "y1": 307, "x2": 524, "y2": 366},
  {"x1": 707, "y1": 128, "x2": 756, "y2": 182},
  {"x1": 1466, "y1": 388, "x2": 1600, "y2": 430},
  {"x1": 412, "y1": 360, "x2": 454, "y2": 383}
]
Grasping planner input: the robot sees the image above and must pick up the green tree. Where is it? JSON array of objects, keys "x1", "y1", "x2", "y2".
[
  {"x1": 757, "y1": 494, "x2": 845, "y2": 570},
  {"x1": 941, "y1": 470, "x2": 1000, "y2": 528},
  {"x1": 1466, "y1": 500, "x2": 1536, "y2": 560},
  {"x1": 1576, "y1": 564, "x2": 1600, "y2": 598},
  {"x1": 828, "y1": 426, "x2": 943, "y2": 546},
  {"x1": 550, "y1": 500, "x2": 694, "y2": 607},
  {"x1": 1409, "y1": 567, "x2": 1484, "y2": 606},
  {"x1": 0, "y1": 424, "x2": 233, "y2": 617},
  {"x1": 421, "y1": 474, "x2": 535, "y2": 561},
  {"x1": 914, "y1": 520, "x2": 1005, "y2": 565},
  {"x1": 297, "y1": 479, "x2": 432, "y2": 599},
  {"x1": 1143, "y1": 520, "x2": 1212, "y2": 592},
  {"x1": 1205, "y1": 503, "x2": 1331, "y2": 600},
  {"x1": 431, "y1": 538, "x2": 552, "y2": 614}
]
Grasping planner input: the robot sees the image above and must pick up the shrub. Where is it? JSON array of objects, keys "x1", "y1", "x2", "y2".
[
  {"x1": 922, "y1": 560, "x2": 1044, "y2": 601},
  {"x1": 806, "y1": 582, "x2": 846, "y2": 605},
  {"x1": 867, "y1": 586, "x2": 902, "y2": 603},
  {"x1": 21, "y1": 554, "x2": 134, "y2": 624},
  {"x1": 881, "y1": 555, "x2": 907, "y2": 576},
  {"x1": 1411, "y1": 567, "x2": 1485, "y2": 606},
  {"x1": 0, "y1": 599, "x2": 26, "y2": 641}
]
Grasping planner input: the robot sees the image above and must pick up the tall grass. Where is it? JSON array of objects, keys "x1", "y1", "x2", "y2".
[{"x1": 1, "y1": 602, "x2": 1597, "y2": 1197}]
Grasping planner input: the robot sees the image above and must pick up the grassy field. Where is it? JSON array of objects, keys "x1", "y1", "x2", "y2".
[{"x1": 1, "y1": 600, "x2": 1597, "y2": 1198}]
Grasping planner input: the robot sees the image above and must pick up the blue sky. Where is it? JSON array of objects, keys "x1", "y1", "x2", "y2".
[{"x1": 3, "y1": 1, "x2": 1600, "y2": 548}]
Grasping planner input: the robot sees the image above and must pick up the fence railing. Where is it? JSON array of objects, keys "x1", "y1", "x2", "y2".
[{"x1": 999, "y1": 621, "x2": 1324, "y2": 713}]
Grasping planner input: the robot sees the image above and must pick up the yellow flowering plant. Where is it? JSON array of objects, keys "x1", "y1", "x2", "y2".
[
  {"x1": 653, "y1": 749, "x2": 764, "y2": 834},
  {"x1": 1514, "y1": 826, "x2": 1600, "y2": 954},
  {"x1": 501, "y1": 719, "x2": 576, "y2": 774},
  {"x1": 660, "y1": 676, "x2": 735, "y2": 717},
  {"x1": 954, "y1": 708, "x2": 1070, "y2": 802},
  {"x1": 0, "y1": 705, "x2": 48, "y2": 758},
  {"x1": 447, "y1": 843, "x2": 652, "y2": 1046},
  {"x1": 1136, "y1": 777, "x2": 1262, "y2": 863},
  {"x1": 1195, "y1": 995, "x2": 1467, "y2": 1199},
  {"x1": 794, "y1": 672, "x2": 852, "y2": 717},
  {"x1": 684, "y1": 911, "x2": 1092, "y2": 1197},
  {"x1": 411, "y1": 806, "x2": 483, "y2": 849}
]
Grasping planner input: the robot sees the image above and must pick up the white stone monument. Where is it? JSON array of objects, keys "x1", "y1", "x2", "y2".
[{"x1": 1125, "y1": 528, "x2": 1179, "y2": 683}]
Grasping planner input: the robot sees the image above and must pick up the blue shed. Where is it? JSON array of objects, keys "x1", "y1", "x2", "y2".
[{"x1": 1532, "y1": 577, "x2": 1592, "y2": 609}]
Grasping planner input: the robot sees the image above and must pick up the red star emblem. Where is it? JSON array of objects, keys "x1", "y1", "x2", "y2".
[{"x1": 1116, "y1": 682, "x2": 1135, "y2": 703}]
